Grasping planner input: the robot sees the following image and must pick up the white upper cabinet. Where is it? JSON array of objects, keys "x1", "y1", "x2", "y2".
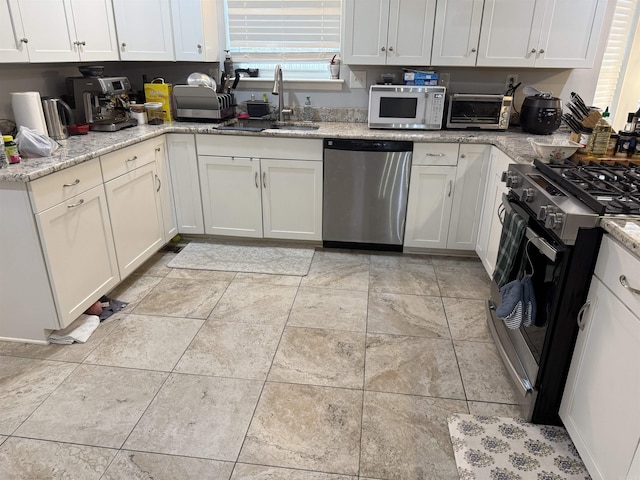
[
  {"x1": 0, "y1": 0, "x2": 29, "y2": 62},
  {"x1": 15, "y1": 0, "x2": 118, "y2": 62},
  {"x1": 342, "y1": 0, "x2": 436, "y2": 65},
  {"x1": 431, "y1": 0, "x2": 484, "y2": 66},
  {"x1": 112, "y1": 0, "x2": 174, "y2": 61},
  {"x1": 170, "y1": 0, "x2": 219, "y2": 62},
  {"x1": 477, "y1": 0, "x2": 607, "y2": 68}
]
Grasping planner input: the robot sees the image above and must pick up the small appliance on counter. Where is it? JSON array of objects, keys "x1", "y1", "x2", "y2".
[
  {"x1": 368, "y1": 84, "x2": 446, "y2": 130},
  {"x1": 446, "y1": 93, "x2": 512, "y2": 130},
  {"x1": 173, "y1": 85, "x2": 236, "y2": 121},
  {"x1": 65, "y1": 76, "x2": 137, "y2": 132},
  {"x1": 41, "y1": 97, "x2": 74, "y2": 140},
  {"x1": 519, "y1": 86, "x2": 562, "y2": 135}
]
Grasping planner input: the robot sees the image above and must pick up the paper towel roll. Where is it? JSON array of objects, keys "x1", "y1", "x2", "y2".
[{"x1": 11, "y1": 92, "x2": 48, "y2": 136}]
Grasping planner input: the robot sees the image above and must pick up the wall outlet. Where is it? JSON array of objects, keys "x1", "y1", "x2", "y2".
[
  {"x1": 350, "y1": 70, "x2": 367, "y2": 89},
  {"x1": 505, "y1": 73, "x2": 518, "y2": 92}
]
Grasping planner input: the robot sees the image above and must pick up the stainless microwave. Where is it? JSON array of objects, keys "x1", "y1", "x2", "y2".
[
  {"x1": 446, "y1": 93, "x2": 512, "y2": 130},
  {"x1": 368, "y1": 85, "x2": 446, "y2": 130}
]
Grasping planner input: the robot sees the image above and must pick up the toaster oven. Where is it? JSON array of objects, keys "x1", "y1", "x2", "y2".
[{"x1": 446, "y1": 93, "x2": 512, "y2": 130}]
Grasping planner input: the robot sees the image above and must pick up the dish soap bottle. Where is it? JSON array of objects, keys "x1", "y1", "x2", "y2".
[
  {"x1": 587, "y1": 107, "x2": 612, "y2": 157},
  {"x1": 223, "y1": 50, "x2": 234, "y2": 76},
  {"x1": 303, "y1": 96, "x2": 312, "y2": 122}
]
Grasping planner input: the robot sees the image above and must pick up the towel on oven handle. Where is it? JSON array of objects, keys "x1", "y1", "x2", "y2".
[
  {"x1": 496, "y1": 279, "x2": 524, "y2": 329},
  {"x1": 493, "y1": 208, "x2": 527, "y2": 288}
]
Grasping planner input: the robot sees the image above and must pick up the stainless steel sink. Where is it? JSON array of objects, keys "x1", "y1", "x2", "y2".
[
  {"x1": 270, "y1": 123, "x2": 320, "y2": 131},
  {"x1": 218, "y1": 120, "x2": 320, "y2": 132}
]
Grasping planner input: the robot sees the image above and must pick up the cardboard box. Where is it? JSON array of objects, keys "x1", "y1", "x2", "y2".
[
  {"x1": 144, "y1": 81, "x2": 173, "y2": 122},
  {"x1": 403, "y1": 71, "x2": 438, "y2": 86}
]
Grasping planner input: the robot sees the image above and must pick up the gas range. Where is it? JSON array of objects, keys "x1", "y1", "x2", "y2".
[{"x1": 504, "y1": 157, "x2": 640, "y2": 245}]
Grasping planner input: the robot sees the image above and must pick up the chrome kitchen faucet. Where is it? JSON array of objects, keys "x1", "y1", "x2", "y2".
[{"x1": 272, "y1": 65, "x2": 292, "y2": 122}]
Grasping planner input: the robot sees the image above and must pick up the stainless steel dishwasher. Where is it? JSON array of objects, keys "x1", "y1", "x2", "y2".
[{"x1": 323, "y1": 138, "x2": 412, "y2": 250}]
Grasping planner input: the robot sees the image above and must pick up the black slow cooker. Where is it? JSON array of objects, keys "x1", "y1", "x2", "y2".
[{"x1": 520, "y1": 93, "x2": 563, "y2": 135}]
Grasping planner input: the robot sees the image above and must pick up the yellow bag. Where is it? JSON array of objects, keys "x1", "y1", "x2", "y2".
[{"x1": 144, "y1": 78, "x2": 173, "y2": 122}]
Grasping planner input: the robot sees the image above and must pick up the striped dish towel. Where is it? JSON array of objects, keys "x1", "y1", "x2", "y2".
[{"x1": 492, "y1": 209, "x2": 527, "y2": 289}]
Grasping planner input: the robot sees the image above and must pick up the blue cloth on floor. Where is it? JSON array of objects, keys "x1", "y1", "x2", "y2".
[{"x1": 496, "y1": 278, "x2": 524, "y2": 329}]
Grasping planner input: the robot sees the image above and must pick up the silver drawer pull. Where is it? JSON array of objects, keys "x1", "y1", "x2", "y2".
[
  {"x1": 67, "y1": 199, "x2": 85, "y2": 208},
  {"x1": 63, "y1": 179, "x2": 80, "y2": 187},
  {"x1": 447, "y1": 180, "x2": 453, "y2": 197},
  {"x1": 619, "y1": 275, "x2": 640, "y2": 296},
  {"x1": 126, "y1": 155, "x2": 138, "y2": 162},
  {"x1": 254, "y1": 172, "x2": 259, "y2": 189},
  {"x1": 155, "y1": 174, "x2": 161, "y2": 192},
  {"x1": 577, "y1": 300, "x2": 590, "y2": 330},
  {"x1": 262, "y1": 172, "x2": 267, "y2": 189},
  {"x1": 424, "y1": 153, "x2": 445, "y2": 157}
]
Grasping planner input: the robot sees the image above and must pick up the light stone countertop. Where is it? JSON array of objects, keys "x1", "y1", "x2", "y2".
[
  {"x1": 599, "y1": 218, "x2": 640, "y2": 259},
  {"x1": 0, "y1": 121, "x2": 562, "y2": 184}
]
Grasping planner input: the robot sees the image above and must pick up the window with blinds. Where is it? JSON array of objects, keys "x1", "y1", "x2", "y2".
[
  {"x1": 593, "y1": 0, "x2": 638, "y2": 111},
  {"x1": 224, "y1": 0, "x2": 342, "y2": 77}
]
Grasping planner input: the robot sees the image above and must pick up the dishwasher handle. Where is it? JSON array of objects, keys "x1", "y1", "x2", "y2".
[{"x1": 324, "y1": 138, "x2": 413, "y2": 152}]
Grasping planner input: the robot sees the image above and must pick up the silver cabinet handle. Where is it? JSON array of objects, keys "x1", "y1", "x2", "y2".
[
  {"x1": 381, "y1": 46, "x2": 386, "y2": 52},
  {"x1": 620, "y1": 275, "x2": 640, "y2": 295},
  {"x1": 539, "y1": 49, "x2": 545, "y2": 54},
  {"x1": 121, "y1": 42, "x2": 126, "y2": 49},
  {"x1": 262, "y1": 172, "x2": 267, "y2": 189},
  {"x1": 577, "y1": 300, "x2": 591, "y2": 330},
  {"x1": 197, "y1": 43, "x2": 202, "y2": 49},
  {"x1": 531, "y1": 49, "x2": 537, "y2": 54},
  {"x1": 20, "y1": 37, "x2": 28, "y2": 44},
  {"x1": 155, "y1": 147, "x2": 161, "y2": 152},
  {"x1": 460, "y1": 153, "x2": 466, "y2": 159},
  {"x1": 471, "y1": 47, "x2": 477, "y2": 53},
  {"x1": 80, "y1": 40, "x2": 86, "y2": 46},
  {"x1": 155, "y1": 174, "x2": 161, "y2": 192},
  {"x1": 254, "y1": 172, "x2": 259, "y2": 188},
  {"x1": 424, "y1": 153, "x2": 445, "y2": 157},
  {"x1": 447, "y1": 180, "x2": 453, "y2": 197},
  {"x1": 388, "y1": 46, "x2": 394, "y2": 52},
  {"x1": 63, "y1": 179, "x2": 80, "y2": 187},
  {"x1": 73, "y1": 40, "x2": 79, "y2": 46},
  {"x1": 126, "y1": 155, "x2": 138, "y2": 162},
  {"x1": 67, "y1": 198, "x2": 85, "y2": 208}
]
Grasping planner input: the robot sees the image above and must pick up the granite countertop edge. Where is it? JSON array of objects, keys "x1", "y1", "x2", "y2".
[
  {"x1": 0, "y1": 121, "x2": 549, "y2": 183},
  {"x1": 599, "y1": 218, "x2": 640, "y2": 259}
]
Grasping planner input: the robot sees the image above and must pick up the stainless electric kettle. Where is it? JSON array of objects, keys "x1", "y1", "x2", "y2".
[{"x1": 41, "y1": 97, "x2": 74, "y2": 140}]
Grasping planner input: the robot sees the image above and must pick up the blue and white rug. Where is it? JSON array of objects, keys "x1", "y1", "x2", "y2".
[{"x1": 448, "y1": 414, "x2": 590, "y2": 479}]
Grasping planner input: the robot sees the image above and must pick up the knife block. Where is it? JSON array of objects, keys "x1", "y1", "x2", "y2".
[{"x1": 581, "y1": 109, "x2": 602, "y2": 130}]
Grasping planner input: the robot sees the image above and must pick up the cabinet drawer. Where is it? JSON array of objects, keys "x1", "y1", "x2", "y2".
[
  {"x1": 28, "y1": 159, "x2": 103, "y2": 213},
  {"x1": 197, "y1": 135, "x2": 323, "y2": 160},
  {"x1": 100, "y1": 139, "x2": 157, "y2": 182},
  {"x1": 595, "y1": 235, "x2": 640, "y2": 313},
  {"x1": 412, "y1": 143, "x2": 459, "y2": 165}
]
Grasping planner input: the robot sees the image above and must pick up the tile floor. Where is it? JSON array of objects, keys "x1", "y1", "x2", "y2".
[{"x1": 0, "y1": 245, "x2": 523, "y2": 479}]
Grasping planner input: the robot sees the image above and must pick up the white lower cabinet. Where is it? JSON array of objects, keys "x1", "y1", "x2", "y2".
[
  {"x1": 560, "y1": 235, "x2": 640, "y2": 480},
  {"x1": 36, "y1": 184, "x2": 119, "y2": 328},
  {"x1": 475, "y1": 147, "x2": 514, "y2": 276},
  {"x1": 153, "y1": 138, "x2": 178, "y2": 242}
]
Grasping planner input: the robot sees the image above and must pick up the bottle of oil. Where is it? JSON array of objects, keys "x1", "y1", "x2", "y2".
[{"x1": 586, "y1": 107, "x2": 612, "y2": 157}]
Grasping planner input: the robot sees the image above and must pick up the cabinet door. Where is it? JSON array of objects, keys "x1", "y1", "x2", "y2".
[
  {"x1": 476, "y1": 148, "x2": 513, "y2": 276},
  {"x1": 476, "y1": 0, "x2": 544, "y2": 67},
  {"x1": 342, "y1": 0, "x2": 389, "y2": 65},
  {"x1": 431, "y1": 0, "x2": 484, "y2": 66},
  {"x1": 560, "y1": 277, "x2": 640, "y2": 480},
  {"x1": 69, "y1": 0, "x2": 118, "y2": 61},
  {"x1": 385, "y1": 0, "x2": 436, "y2": 66},
  {"x1": 112, "y1": 0, "x2": 174, "y2": 61},
  {"x1": 446, "y1": 144, "x2": 489, "y2": 250},
  {"x1": 0, "y1": 0, "x2": 29, "y2": 62},
  {"x1": 167, "y1": 134, "x2": 204, "y2": 235},
  {"x1": 199, "y1": 156, "x2": 263, "y2": 238},
  {"x1": 404, "y1": 165, "x2": 456, "y2": 249},
  {"x1": 536, "y1": 0, "x2": 607, "y2": 68},
  {"x1": 153, "y1": 138, "x2": 177, "y2": 242},
  {"x1": 17, "y1": 0, "x2": 78, "y2": 62},
  {"x1": 104, "y1": 163, "x2": 164, "y2": 279},
  {"x1": 261, "y1": 159, "x2": 323, "y2": 241},
  {"x1": 171, "y1": 0, "x2": 219, "y2": 62},
  {"x1": 36, "y1": 185, "x2": 119, "y2": 328}
]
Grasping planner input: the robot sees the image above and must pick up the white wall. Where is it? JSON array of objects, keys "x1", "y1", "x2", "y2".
[{"x1": 613, "y1": 15, "x2": 640, "y2": 130}]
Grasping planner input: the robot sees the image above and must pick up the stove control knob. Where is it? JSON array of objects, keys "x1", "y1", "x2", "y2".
[
  {"x1": 545, "y1": 212, "x2": 564, "y2": 229},
  {"x1": 521, "y1": 188, "x2": 535, "y2": 202},
  {"x1": 537, "y1": 205, "x2": 549, "y2": 220},
  {"x1": 505, "y1": 173, "x2": 519, "y2": 188}
]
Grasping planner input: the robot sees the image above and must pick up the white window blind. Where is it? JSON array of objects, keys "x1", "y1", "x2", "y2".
[
  {"x1": 224, "y1": 0, "x2": 342, "y2": 63},
  {"x1": 593, "y1": 0, "x2": 638, "y2": 110}
]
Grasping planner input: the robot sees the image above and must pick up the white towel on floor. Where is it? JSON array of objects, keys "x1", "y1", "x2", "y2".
[{"x1": 48, "y1": 314, "x2": 100, "y2": 344}]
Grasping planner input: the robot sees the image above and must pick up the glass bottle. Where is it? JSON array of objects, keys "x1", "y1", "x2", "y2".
[
  {"x1": 586, "y1": 107, "x2": 612, "y2": 157},
  {"x1": 303, "y1": 96, "x2": 312, "y2": 122}
]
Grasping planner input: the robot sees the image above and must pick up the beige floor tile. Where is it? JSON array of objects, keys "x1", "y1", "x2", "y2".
[
  {"x1": 134, "y1": 277, "x2": 229, "y2": 319},
  {"x1": 15, "y1": 364, "x2": 167, "y2": 448},
  {"x1": 359, "y1": 391, "x2": 467, "y2": 480},
  {"x1": 132, "y1": 251, "x2": 177, "y2": 277},
  {"x1": 84, "y1": 314, "x2": 203, "y2": 371},
  {"x1": 367, "y1": 293, "x2": 449, "y2": 338},
  {"x1": 370, "y1": 263, "x2": 440, "y2": 296},
  {"x1": 431, "y1": 255, "x2": 484, "y2": 268},
  {"x1": 0, "y1": 436, "x2": 6, "y2": 445},
  {"x1": 175, "y1": 321, "x2": 282, "y2": 380},
  {"x1": 435, "y1": 266, "x2": 492, "y2": 299},
  {"x1": 238, "y1": 382, "x2": 362, "y2": 475},
  {"x1": 288, "y1": 287, "x2": 368, "y2": 332},
  {"x1": 300, "y1": 257, "x2": 370, "y2": 291},
  {"x1": 442, "y1": 297, "x2": 492, "y2": 342},
  {"x1": 365, "y1": 334, "x2": 464, "y2": 399},
  {"x1": 0, "y1": 437, "x2": 116, "y2": 480},
  {"x1": 370, "y1": 252, "x2": 432, "y2": 268},
  {"x1": 103, "y1": 450, "x2": 234, "y2": 480},
  {"x1": 0, "y1": 356, "x2": 77, "y2": 435},
  {"x1": 166, "y1": 268, "x2": 237, "y2": 282},
  {"x1": 106, "y1": 274, "x2": 164, "y2": 311},
  {"x1": 234, "y1": 272, "x2": 302, "y2": 286},
  {"x1": 311, "y1": 250, "x2": 371, "y2": 265},
  {"x1": 454, "y1": 340, "x2": 519, "y2": 404},
  {"x1": 209, "y1": 282, "x2": 297, "y2": 326},
  {"x1": 231, "y1": 463, "x2": 357, "y2": 479},
  {"x1": 0, "y1": 318, "x2": 122, "y2": 363},
  {"x1": 124, "y1": 373, "x2": 262, "y2": 461},
  {"x1": 467, "y1": 401, "x2": 524, "y2": 418},
  {"x1": 269, "y1": 327, "x2": 365, "y2": 389}
]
